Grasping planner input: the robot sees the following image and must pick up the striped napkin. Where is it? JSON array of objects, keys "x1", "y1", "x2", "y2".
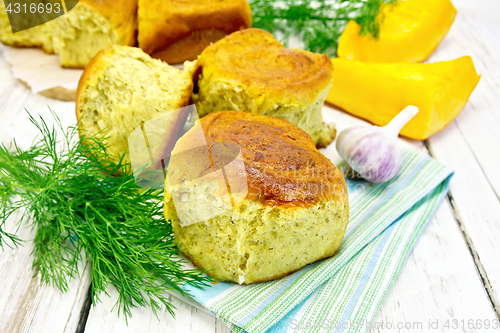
[{"x1": 173, "y1": 148, "x2": 453, "y2": 333}]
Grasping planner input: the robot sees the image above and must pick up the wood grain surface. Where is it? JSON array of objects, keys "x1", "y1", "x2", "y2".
[{"x1": 1, "y1": 2, "x2": 499, "y2": 332}]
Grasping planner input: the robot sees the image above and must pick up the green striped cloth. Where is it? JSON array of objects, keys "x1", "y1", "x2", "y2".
[{"x1": 174, "y1": 148, "x2": 453, "y2": 333}]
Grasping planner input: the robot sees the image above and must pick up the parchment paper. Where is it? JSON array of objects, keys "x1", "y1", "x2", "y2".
[
  {"x1": 2, "y1": 44, "x2": 83, "y2": 101},
  {"x1": 1, "y1": 44, "x2": 186, "y2": 102}
]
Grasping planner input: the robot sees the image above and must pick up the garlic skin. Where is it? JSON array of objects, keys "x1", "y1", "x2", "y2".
[
  {"x1": 336, "y1": 106, "x2": 419, "y2": 183},
  {"x1": 336, "y1": 126, "x2": 403, "y2": 183}
]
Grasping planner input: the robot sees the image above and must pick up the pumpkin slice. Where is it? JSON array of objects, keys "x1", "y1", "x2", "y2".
[
  {"x1": 338, "y1": 0, "x2": 457, "y2": 63},
  {"x1": 326, "y1": 57, "x2": 480, "y2": 140}
]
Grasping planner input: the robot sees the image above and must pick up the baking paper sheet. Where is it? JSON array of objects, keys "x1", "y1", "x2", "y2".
[
  {"x1": 1, "y1": 44, "x2": 186, "y2": 102},
  {"x1": 2, "y1": 44, "x2": 83, "y2": 101}
]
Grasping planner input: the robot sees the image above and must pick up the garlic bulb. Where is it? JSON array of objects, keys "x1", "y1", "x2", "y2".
[{"x1": 336, "y1": 106, "x2": 419, "y2": 183}]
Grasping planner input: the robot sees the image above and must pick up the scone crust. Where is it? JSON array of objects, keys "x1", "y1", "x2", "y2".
[
  {"x1": 138, "y1": 0, "x2": 251, "y2": 61},
  {"x1": 76, "y1": 47, "x2": 107, "y2": 108},
  {"x1": 149, "y1": 29, "x2": 229, "y2": 64},
  {"x1": 166, "y1": 111, "x2": 349, "y2": 284},
  {"x1": 76, "y1": 47, "x2": 108, "y2": 124},
  {"x1": 195, "y1": 28, "x2": 334, "y2": 106},
  {"x1": 197, "y1": 111, "x2": 346, "y2": 207},
  {"x1": 79, "y1": 0, "x2": 138, "y2": 46}
]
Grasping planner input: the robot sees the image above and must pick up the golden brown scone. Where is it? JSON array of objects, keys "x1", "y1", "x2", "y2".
[
  {"x1": 192, "y1": 28, "x2": 337, "y2": 148},
  {"x1": 164, "y1": 111, "x2": 349, "y2": 284},
  {"x1": 53, "y1": 0, "x2": 138, "y2": 68},
  {"x1": 76, "y1": 45, "x2": 195, "y2": 166},
  {"x1": 138, "y1": 0, "x2": 251, "y2": 64}
]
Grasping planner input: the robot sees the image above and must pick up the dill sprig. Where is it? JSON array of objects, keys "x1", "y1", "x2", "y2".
[
  {"x1": 0, "y1": 110, "x2": 211, "y2": 319},
  {"x1": 250, "y1": 0, "x2": 398, "y2": 57}
]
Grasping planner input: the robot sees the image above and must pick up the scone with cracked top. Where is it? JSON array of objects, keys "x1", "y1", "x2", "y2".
[{"x1": 164, "y1": 111, "x2": 349, "y2": 284}]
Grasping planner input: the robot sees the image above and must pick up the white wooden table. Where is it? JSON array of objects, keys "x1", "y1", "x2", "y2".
[{"x1": 1, "y1": 2, "x2": 500, "y2": 332}]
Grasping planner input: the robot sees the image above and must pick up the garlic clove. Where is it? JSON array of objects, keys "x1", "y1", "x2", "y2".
[{"x1": 336, "y1": 106, "x2": 419, "y2": 183}]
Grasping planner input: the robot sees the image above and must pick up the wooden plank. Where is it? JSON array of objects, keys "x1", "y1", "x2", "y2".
[
  {"x1": 0, "y1": 46, "x2": 92, "y2": 333},
  {"x1": 3, "y1": 7, "x2": 499, "y2": 331},
  {"x1": 429, "y1": 13, "x2": 500, "y2": 198},
  {"x1": 0, "y1": 211, "x2": 92, "y2": 333},
  {"x1": 0, "y1": 45, "x2": 35, "y2": 125},
  {"x1": 82, "y1": 105, "x2": 491, "y2": 333},
  {"x1": 83, "y1": 287, "x2": 233, "y2": 333},
  {"x1": 324, "y1": 107, "x2": 498, "y2": 330},
  {"x1": 452, "y1": 0, "x2": 500, "y2": 23},
  {"x1": 0, "y1": 47, "x2": 77, "y2": 144},
  {"x1": 427, "y1": 121, "x2": 500, "y2": 317},
  {"x1": 1, "y1": 45, "x2": 233, "y2": 331},
  {"x1": 373, "y1": 198, "x2": 499, "y2": 332},
  {"x1": 425, "y1": 13, "x2": 500, "y2": 316}
]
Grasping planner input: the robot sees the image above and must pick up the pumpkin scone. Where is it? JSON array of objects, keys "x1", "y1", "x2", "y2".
[
  {"x1": 192, "y1": 29, "x2": 336, "y2": 148},
  {"x1": 164, "y1": 111, "x2": 349, "y2": 284}
]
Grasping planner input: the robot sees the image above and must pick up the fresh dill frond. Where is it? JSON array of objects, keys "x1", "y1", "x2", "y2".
[
  {"x1": 249, "y1": 0, "x2": 398, "y2": 57},
  {"x1": 0, "y1": 110, "x2": 211, "y2": 319}
]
